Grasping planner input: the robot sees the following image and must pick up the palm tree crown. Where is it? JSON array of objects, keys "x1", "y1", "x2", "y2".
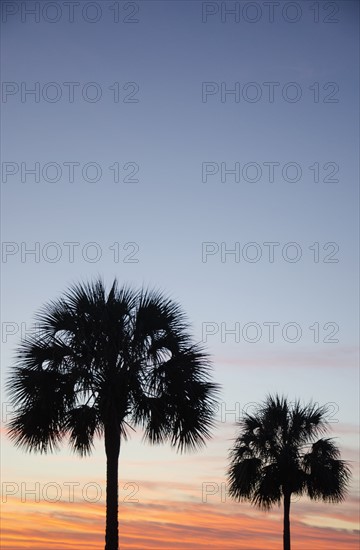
[
  {"x1": 226, "y1": 394, "x2": 351, "y2": 550},
  {"x1": 7, "y1": 279, "x2": 219, "y2": 549}
]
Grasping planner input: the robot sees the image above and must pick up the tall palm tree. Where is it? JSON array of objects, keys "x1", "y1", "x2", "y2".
[
  {"x1": 6, "y1": 279, "x2": 219, "y2": 550},
  {"x1": 226, "y1": 394, "x2": 351, "y2": 550}
]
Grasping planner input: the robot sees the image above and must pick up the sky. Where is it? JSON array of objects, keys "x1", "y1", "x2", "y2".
[{"x1": 0, "y1": 0, "x2": 359, "y2": 548}]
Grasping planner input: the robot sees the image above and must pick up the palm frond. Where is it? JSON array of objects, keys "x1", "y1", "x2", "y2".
[
  {"x1": 65, "y1": 405, "x2": 101, "y2": 457},
  {"x1": 227, "y1": 394, "x2": 351, "y2": 511},
  {"x1": 7, "y1": 278, "x2": 219, "y2": 459},
  {"x1": 303, "y1": 438, "x2": 352, "y2": 502}
]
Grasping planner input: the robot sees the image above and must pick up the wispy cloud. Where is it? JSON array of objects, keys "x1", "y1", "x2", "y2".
[
  {"x1": 215, "y1": 345, "x2": 359, "y2": 370},
  {"x1": 1, "y1": 493, "x2": 358, "y2": 549}
]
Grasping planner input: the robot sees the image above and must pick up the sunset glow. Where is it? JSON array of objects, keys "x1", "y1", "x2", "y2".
[{"x1": 2, "y1": 492, "x2": 359, "y2": 549}]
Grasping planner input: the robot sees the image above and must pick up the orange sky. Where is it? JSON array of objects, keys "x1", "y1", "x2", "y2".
[
  {"x1": 1, "y1": 490, "x2": 359, "y2": 550},
  {"x1": 1, "y1": 419, "x2": 359, "y2": 550}
]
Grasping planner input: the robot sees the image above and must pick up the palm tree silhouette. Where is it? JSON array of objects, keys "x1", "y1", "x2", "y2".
[
  {"x1": 226, "y1": 394, "x2": 351, "y2": 550},
  {"x1": 7, "y1": 279, "x2": 219, "y2": 550}
]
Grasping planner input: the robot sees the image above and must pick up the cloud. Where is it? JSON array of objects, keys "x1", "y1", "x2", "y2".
[
  {"x1": 214, "y1": 345, "x2": 359, "y2": 369},
  {"x1": 1, "y1": 493, "x2": 358, "y2": 549}
]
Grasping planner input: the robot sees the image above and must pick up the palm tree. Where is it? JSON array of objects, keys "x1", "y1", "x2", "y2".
[
  {"x1": 226, "y1": 394, "x2": 351, "y2": 550},
  {"x1": 6, "y1": 279, "x2": 219, "y2": 550}
]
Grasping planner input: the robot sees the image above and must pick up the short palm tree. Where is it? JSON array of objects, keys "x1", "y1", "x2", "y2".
[
  {"x1": 226, "y1": 394, "x2": 351, "y2": 550},
  {"x1": 7, "y1": 279, "x2": 219, "y2": 550}
]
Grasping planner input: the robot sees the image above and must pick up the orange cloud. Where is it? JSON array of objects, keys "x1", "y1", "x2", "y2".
[{"x1": 1, "y1": 492, "x2": 358, "y2": 549}]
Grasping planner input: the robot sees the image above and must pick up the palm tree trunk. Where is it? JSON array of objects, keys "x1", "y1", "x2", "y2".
[
  {"x1": 283, "y1": 491, "x2": 291, "y2": 550},
  {"x1": 105, "y1": 424, "x2": 121, "y2": 550}
]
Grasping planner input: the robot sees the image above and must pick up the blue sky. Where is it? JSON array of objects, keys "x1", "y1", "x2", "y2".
[{"x1": 1, "y1": 1, "x2": 359, "y2": 548}]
